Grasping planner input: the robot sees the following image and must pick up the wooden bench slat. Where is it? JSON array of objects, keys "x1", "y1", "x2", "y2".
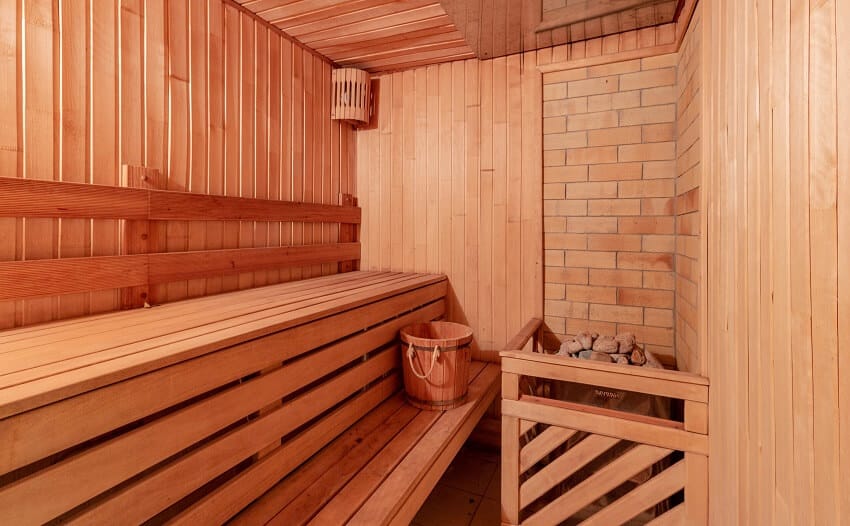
[
  {"x1": 227, "y1": 395, "x2": 410, "y2": 525},
  {"x1": 345, "y1": 362, "x2": 500, "y2": 525},
  {"x1": 0, "y1": 275, "x2": 446, "y2": 418},
  {"x1": 0, "y1": 298, "x2": 445, "y2": 477},
  {"x1": 0, "y1": 347, "x2": 400, "y2": 525},
  {"x1": 168, "y1": 381, "x2": 403, "y2": 526}
]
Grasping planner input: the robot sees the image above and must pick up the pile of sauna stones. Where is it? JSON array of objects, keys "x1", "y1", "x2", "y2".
[{"x1": 556, "y1": 332, "x2": 649, "y2": 366}]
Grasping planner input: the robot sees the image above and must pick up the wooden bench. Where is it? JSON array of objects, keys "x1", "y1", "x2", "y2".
[{"x1": 0, "y1": 271, "x2": 504, "y2": 525}]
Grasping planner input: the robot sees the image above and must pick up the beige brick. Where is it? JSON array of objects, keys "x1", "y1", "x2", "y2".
[
  {"x1": 616, "y1": 323, "x2": 673, "y2": 346},
  {"x1": 642, "y1": 123, "x2": 675, "y2": 143},
  {"x1": 643, "y1": 234, "x2": 676, "y2": 252},
  {"x1": 544, "y1": 116, "x2": 567, "y2": 134},
  {"x1": 546, "y1": 300, "x2": 590, "y2": 318},
  {"x1": 566, "y1": 318, "x2": 617, "y2": 337},
  {"x1": 566, "y1": 181, "x2": 618, "y2": 199},
  {"x1": 619, "y1": 104, "x2": 676, "y2": 125},
  {"x1": 641, "y1": 197, "x2": 675, "y2": 215},
  {"x1": 645, "y1": 308, "x2": 674, "y2": 328},
  {"x1": 546, "y1": 232, "x2": 587, "y2": 250},
  {"x1": 587, "y1": 198, "x2": 641, "y2": 216},
  {"x1": 618, "y1": 179, "x2": 675, "y2": 198},
  {"x1": 544, "y1": 315, "x2": 566, "y2": 335},
  {"x1": 565, "y1": 250, "x2": 617, "y2": 269},
  {"x1": 619, "y1": 67, "x2": 676, "y2": 91},
  {"x1": 641, "y1": 85, "x2": 676, "y2": 106},
  {"x1": 611, "y1": 90, "x2": 642, "y2": 109},
  {"x1": 587, "y1": 59, "x2": 641, "y2": 78},
  {"x1": 589, "y1": 162, "x2": 643, "y2": 181},
  {"x1": 545, "y1": 283, "x2": 566, "y2": 300},
  {"x1": 589, "y1": 268, "x2": 643, "y2": 288},
  {"x1": 641, "y1": 53, "x2": 678, "y2": 70},
  {"x1": 643, "y1": 271, "x2": 675, "y2": 290},
  {"x1": 544, "y1": 199, "x2": 587, "y2": 216},
  {"x1": 587, "y1": 234, "x2": 642, "y2": 251},
  {"x1": 567, "y1": 111, "x2": 618, "y2": 131},
  {"x1": 643, "y1": 160, "x2": 676, "y2": 179},
  {"x1": 618, "y1": 142, "x2": 676, "y2": 162},
  {"x1": 547, "y1": 266, "x2": 589, "y2": 285},
  {"x1": 618, "y1": 287, "x2": 674, "y2": 308},
  {"x1": 567, "y1": 216, "x2": 618, "y2": 233},
  {"x1": 586, "y1": 93, "x2": 613, "y2": 112},
  {"x1": 618, "y1": 252, "x2": 674, "y2": 271},
  {"x1": 545, "y1": 249, "x2": 564, "y2": 266},
  {"x1": 544, "y1": 150, "x2": 565, "y2": 166},
  {"x1": 543, "y1": 82, "x2": 567, "y2": 101},
  {"x1": 590, "y1": 304, "x2": 643, "y2": 325},
  {"x1": 546, "y1": 165, "x2": 588, "y2": 182},
  {"x1": 544, "y1": 131, "x2": 588, "y2": 150},
  {"x1": 564, "y1": 284, "x2": 617, "y2": 304},
  {"x1": 544, "y1": 216, "x2": 567, "y2": 232},
  {"x1": 618, "y1": 217, "x2": 675, "y2": 234},
  {"x1": 567, "y1": 146, "x2": 618, "y2": 165},
  {"x1": 544, "y1": 67, "x2": 588, "y2": 84},
  {"x1": 543, "y1": 183, "x2": 566, "y2": 200},
  {"x1": 568, "y1": 75, "x2": 618, "y2": 97},
  {"x1": 587, "y1": 126, "x2": 642, "y2": 147},
  {"x1": 565, "y1": 97, "x2": 589, "y2": 114}
]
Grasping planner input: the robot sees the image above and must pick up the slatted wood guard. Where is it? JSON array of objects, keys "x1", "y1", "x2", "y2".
[{"x1": 0, "y1": 272, "x2": 451, "y2": 525}]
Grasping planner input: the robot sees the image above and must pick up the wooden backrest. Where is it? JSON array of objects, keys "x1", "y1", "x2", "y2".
[
  {"x1": 0, "y1": 168, "x2": 360, "y2": 311},
  {"x1": 0, "y1": 273, "x2": 446, "y2": 524}
]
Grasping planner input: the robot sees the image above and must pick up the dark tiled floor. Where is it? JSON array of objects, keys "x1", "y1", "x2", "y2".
[{"x1": 412, "y1": 445, "x2": 501, "y2": 526}]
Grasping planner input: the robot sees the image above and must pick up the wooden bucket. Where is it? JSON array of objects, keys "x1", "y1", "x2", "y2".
[{"x1": 400, "y1": 322, "x2": 473, "y2": 411}]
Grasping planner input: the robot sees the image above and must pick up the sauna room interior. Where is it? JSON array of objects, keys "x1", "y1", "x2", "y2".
[{"x1": 0, "y1": 0, "x2": 846, "y2": 525}]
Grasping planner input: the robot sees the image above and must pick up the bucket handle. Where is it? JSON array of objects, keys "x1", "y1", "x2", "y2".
[{"x1": 407, "y1": 343, "x2": 440, "y2": 380}]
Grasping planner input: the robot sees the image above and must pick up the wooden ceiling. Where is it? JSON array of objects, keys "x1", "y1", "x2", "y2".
[
  {"x1": 236, "y1": 0, "x2": 475, "y2": 72},
  {"x1": 237, "y1": 0, "x2": 683, "y2": 72}
]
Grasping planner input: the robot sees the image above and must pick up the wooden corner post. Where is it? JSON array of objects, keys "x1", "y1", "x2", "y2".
[
  {"x1": 501, "y1": 371, "x2": 520, "y2": 526},
  {"x1": 338, "y1": 193, "x2": 359, "y2": 273},
  {"x1": 120, "y1": 165, "x2": 164, "y2": 309}
]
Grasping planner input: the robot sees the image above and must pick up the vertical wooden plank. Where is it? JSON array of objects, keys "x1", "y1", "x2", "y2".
[
  {"x1": 492, "y1": 56, "x2": 508, "y2": 353},
  {"x1": 238, "y1": 11, "x2": 254, "y2": 289},
  {"x1": 187, "y1": 0, "x2": 207, "y2": 298},
  {"x1": 505, "y1": 53, "x2": 523, "y2": 345},
  {"x1": 464, "y1": 59, "x2": 480, "y2": 355},
  {"x1": 205, "y1": 0, "x2": 225, "y2": 296},
  {"x1": 280, "y1": 37, "x2": 293, "y2": 285},
  {"x1": 438, "y1": 63, "x2": 452, "y2": 281},
  {"x1": 478, "y1": 58, "x2": 493, "y2": 353},
  {"x1": 58, "y1": 0, "x2": 90, "y2": 319},
  {"x1": 0, "y1": 0, "x2": 17, "y2": 328},
  {"x1": 302, "y1": 51, "x2": 315, "y2": 277},
  {"x1": 253, "y1": 22, "x2": 268, "y2": 287},
  {"x1": 290, "y1": 44, "x2": 303, "y2": 281},
  {"x1": 378, "y1": 74, "x2": 392, "y2": 271},
  {"x1": 413, "y1": 66, "x2": 427, "y2": 273},
  {"x1": 450, "y1": 60, "x2": 466, "y2": 323},
  {"x1": 267, "y1": 31, "x2": 281, "y2": 285},
  {"x1": 401, "y1": 68, "x2": 415, "y2": 271},
  {"x1": 120, "y1": 165, "x2": 164, "y2": 308},
  {"x1": 425, "y1": 65, "x2": 439, "y2": 274},
  {"x1": 390, "y1": 71, "x2": 403, "y2": 270},
  {"x1": 685, "y1": 452, "x2": 708, "y2": 525},
  {"x1": 501, "y1": 371, "x2": 520, "y2": 525},
  {"x1": 22, "y1": 0, "x2": 57, "y2": 325},
  {"x1": 521, "y1": 50, "x2": 543, "y2": 328},
  {"x1": 222, "y1": 2, "x2": 240, "y2": 293},
  {"x1": 90, "y1": 0, "x2": 120, "y2": 314}
]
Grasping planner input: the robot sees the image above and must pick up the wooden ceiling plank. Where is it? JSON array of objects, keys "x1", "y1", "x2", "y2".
[
  {"x1": 539, "y1": 0, "x2": 662, "y2": 31},
  {"x1": 294, "y1": 4, "x2": 447, "y2": 44},
  {"x1": 336, "y1": 38, "x2": 470, "y2": 65},
  {"x1": 279, "y1": 0, "x2": 437, "y2": 36},
  {"x1": 302, "y1": 15, "x2": 454, "y2": 49},
  {"x1": 364, "y1": 49, "x2": 474, "y2": 72},
  {"x1": 265, "y1": 0, "x2": 394, "y2": 27},
  {"x1": 329, "y1": 30, "x2": 465, "y2": 60},
  {"x1": 318, "y1": 25, "x2": 459, "y2": 57}
]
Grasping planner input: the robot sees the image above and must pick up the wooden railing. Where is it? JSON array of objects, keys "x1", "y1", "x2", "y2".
[
  {"x1": 0, "y1": 170, "x2": 360, "y2": 309},
  {"x1": 500, "y1": 339, "x2": 709, "y2": 525}
]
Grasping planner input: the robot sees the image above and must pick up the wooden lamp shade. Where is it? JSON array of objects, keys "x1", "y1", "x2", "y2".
[{"x1": 331, "y1": 68, "x2": 371, "y2": 125}]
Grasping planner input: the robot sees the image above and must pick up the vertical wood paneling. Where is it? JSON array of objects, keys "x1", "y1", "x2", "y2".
[
  {"x1": 0, "y1": 0, "x2": 354, "y2": 328},
  {"x1": 703, "y1": 0, "x2": 848, "y2": 522},
  {"x1": 356, "y1": 52, "x2": 543, "y2": 355}
]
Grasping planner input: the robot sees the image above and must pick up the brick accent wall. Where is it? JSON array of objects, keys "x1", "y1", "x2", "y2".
[
  {"x1": 542, "y1": 55, "x2": 678, "y2": 361},
  {"x1": 675, "y1": 4, "x2": 702, "y2": 373}
]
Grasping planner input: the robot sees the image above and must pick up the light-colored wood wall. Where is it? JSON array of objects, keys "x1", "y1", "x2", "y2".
[
  {"x1": 674, "y1": 2, "x2": 701, "y2": 374},
  {"x1": 703, "y1": 0, "x2": 848, "y2": 523},
  {"x1": 542, "y1": 53, "x2": 678, "y2": 361},
  {"x1": 0, "y1": 0, "x2": 354, "y2": 329},
  {"x1": 355, "y1": 51, "x2": 544, "y2": 356}
]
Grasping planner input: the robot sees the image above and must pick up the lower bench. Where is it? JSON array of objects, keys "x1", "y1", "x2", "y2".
[{"x1": 0, "y1": 271, "x2": 501, "y2": 525}]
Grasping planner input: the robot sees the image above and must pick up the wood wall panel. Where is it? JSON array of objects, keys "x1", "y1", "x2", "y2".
[
  {"x1": 703, "y1": 0, "x2": 848, "y2": 523},
  {"x1": 356, "y1": 52, "x2": 544, "y2": 356},
  {"x1": 0, "y1": 0, "x2": 355, "y2": 329}
]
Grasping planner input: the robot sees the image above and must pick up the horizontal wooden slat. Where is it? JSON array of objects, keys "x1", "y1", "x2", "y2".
[
  {"x1": 519, "y1": 425, "x2": 578, "y2": 473},
  {"x1": 503, "y1": 397, "x2": 709, "y2": 455},
  {"x1": 0, "y1": 244, "x2": 360, "y2": 301},
  {"x1": 0, "y1": 176, "x2": 360, "y2": 223},
  {"x1": 500, "y1": 352, "x2": 709, "y2": 403}
]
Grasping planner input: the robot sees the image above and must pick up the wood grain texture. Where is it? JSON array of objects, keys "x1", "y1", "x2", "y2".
[
  {"x1": 356, "y1": 53, "x2": 543, "y2": 356},
  {"x1": 0, "y1": 0, "x2": 356, "y2": 328},
  {"x1": 702, "y1": 0, "x2": 848, "y2": 523}
]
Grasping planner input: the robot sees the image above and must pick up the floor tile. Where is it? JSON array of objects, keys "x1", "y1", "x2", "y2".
[
  {"x1": 413, "y1": 483, "x2": 480, "y2": 526},
  {"x1": 484, "y1": 466, "x2": 501, "y2": 501},
  {"x1": 439, "y1": 449, "x2": 498, "y2": 495},
  {"x1": 470, "y1": 497, "x2": 500, "y2": 526}
]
